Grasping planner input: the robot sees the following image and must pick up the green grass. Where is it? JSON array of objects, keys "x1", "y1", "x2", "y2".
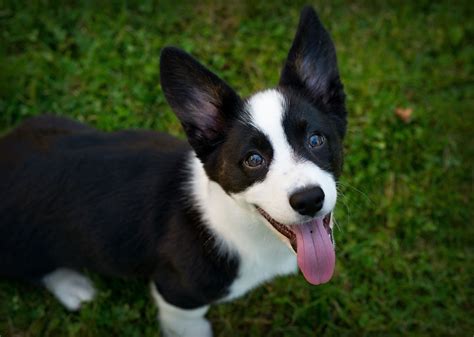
[{"x1": 0, "y1": 1, "x2": 472, "y2": 336}]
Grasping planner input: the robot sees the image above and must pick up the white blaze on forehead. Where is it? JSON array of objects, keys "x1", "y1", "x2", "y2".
[
  {"x1": 233, "y1": 89, "x2": 337, "y2": 224},
  {"x1": 246, "y1": 90, "x2": 293, "y2": 163}
]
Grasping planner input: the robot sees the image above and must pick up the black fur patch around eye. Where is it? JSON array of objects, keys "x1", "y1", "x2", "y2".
[
  {"x1": 281, "y1": 91, "x2": 344, "y2": 178},
  {"x1": 204, "y1": 123, "x2": 273, "y2": 194}
]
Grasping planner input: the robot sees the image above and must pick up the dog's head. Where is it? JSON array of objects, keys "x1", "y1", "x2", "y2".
[{"x1": 160, "y1": 6, "x2": 346, "y2": 285}]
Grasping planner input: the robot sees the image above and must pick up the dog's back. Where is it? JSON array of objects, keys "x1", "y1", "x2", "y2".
[{"x1": 0, "y1": 115, "x2": 189, "y2": 280}]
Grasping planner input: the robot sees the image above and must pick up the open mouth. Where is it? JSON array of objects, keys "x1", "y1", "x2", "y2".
[
  {"x1": 256, "y1": 206, "x2": 333, "y2": 251},
  {"x1": 255, "y1": 206, "x2": 335, "y2": 285}
]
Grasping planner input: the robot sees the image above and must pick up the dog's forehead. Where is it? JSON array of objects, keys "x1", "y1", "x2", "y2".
[
  {"x1": 245, "y1": 89, "x2": 319, "y2": 157},
  {"x1": 246, "y1": 90, "x2": 287, "y2": 150}
]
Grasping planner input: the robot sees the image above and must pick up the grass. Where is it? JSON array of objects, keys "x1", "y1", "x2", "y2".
[{"x1": 0, "y1": 0, "x2": 472, "y2": 336}]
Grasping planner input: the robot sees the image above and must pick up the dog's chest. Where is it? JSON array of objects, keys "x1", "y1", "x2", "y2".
[
  {"x1": 204, "y1": 198, "x2": 297, "y2": 301},
  {"x1": 223, "y1": 239, "x2": 297, "y2": 301},
  {"x1": 190, "y1": 157, "x2": 298, "y2": 301}
]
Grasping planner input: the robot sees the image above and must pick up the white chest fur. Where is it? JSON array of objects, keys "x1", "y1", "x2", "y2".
[
  {"x1": 223, "y1": 230, "x2": 297, "y2": 301},
  {"x1": 188, "y1": 155, "x2": 298, "y2": 301}
]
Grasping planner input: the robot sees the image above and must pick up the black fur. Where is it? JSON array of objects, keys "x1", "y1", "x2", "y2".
[
  {"x1": 160, "y1": 47, "x2": 275, "y2": 194},
  {"x1": 280, "y1": 90, "x2": 345, "y2": 178},
  {"x1": 0, "y1": 115, "x2": 238, "y2": 308},
  {"x1": 278, "y1": 6, "x2": 346, "y2": 178},
  {"x1": 205, "y1": 122, "x2": 274, "y2": 194},
  {"x1": 279, "y1": 6, "x2": 346, "y2": 138},
  {"x1": 160, "y1": 47, "x2": 244, "y2": 161}
]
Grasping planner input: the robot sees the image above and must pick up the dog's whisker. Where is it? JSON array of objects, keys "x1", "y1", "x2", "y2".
[{"x1": 336, "y1": 181, "x2": 373, "y2": 204}]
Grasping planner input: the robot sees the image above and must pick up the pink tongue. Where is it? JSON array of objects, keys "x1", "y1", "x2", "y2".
[{"x1": 293, "y1": 218, "x2": 335, "y2": 285}]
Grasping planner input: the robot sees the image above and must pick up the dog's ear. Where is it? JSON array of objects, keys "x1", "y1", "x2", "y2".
[
  {"x1": 280, "y1": 6, "x2": 346, "y2": 136},
  {"x1": 160, "y1": 47, "x2": 243, "y2": 159}
]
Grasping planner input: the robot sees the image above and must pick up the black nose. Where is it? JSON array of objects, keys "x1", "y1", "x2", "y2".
[{"x1": 289, "y1": 186, "x2": 325, "y2": 217}]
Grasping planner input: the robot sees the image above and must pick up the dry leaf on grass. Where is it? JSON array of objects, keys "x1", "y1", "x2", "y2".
[{"x1": 395, "y1": 107, "x2": 413, "y2": 123}]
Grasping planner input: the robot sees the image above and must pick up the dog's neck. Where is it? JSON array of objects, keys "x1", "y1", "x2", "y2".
[{"x1": 188, "y1": 153, "x2": 297, "y2": 299}]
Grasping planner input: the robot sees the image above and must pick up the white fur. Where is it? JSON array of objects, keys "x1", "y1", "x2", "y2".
[
  {"x1": 42, "y1": 268, "x2": 96, "y2": 311},
  {"x1": 189, "y1": 155, "x2": 297, "y2": 300},
  {"x1": 238, "y1": 89, "x2": 337, "y2": 225},
  {"x1": 150, "y1": 283, "x2": 212, "y2": 337}
]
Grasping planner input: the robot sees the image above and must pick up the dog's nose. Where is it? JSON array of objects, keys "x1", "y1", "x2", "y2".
[{"x1": 289, "y1": 186, "x2": 325, "y2": 217}]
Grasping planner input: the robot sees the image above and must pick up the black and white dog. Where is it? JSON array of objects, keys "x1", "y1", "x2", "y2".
[{"x1": 0, "y1": 6, "x2": 346, "y2": 337}]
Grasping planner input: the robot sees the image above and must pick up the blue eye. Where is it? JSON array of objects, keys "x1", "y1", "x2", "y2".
[
  {"x1": 309, "y1": 134, "x2": 325, "y2": 148},
  {"x1": 245, "y1": 153, "x2": 264, "y2": 168}
]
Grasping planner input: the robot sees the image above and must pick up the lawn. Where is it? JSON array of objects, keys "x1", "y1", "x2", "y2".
[{"x1": 0, "y1": 0, "x2": 472, "y2": 336}]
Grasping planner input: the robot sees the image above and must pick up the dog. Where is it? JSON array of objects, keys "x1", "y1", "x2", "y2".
[{"x1": 0, "y1": 6, "x2": 346, "y2": 337}]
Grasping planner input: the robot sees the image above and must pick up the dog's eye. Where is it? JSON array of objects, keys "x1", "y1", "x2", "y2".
[
  {"x1": 308, "y1": 134, "x2": 325, "y2": 148},
  {"x1": 244, "y1": 153, "x2": 264, "y2": 168}
]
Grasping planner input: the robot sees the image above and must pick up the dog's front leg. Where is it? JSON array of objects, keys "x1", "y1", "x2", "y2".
[{"x1": 150, "y1": 283, "x2": 212, "y2": 337}]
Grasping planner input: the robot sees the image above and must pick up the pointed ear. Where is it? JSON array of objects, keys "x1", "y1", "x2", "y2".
[
  {"x1": 160, "y1": 47, "x2": 243, "y2": 159},
  {"x1": 280, "y1": 6, "x2": 346, "y2": 135}
]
